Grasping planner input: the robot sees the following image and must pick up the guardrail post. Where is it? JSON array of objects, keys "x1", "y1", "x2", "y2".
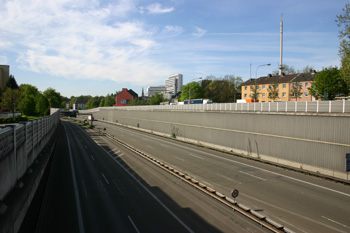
[
  {"x1": 268, "y1": 102, "x2": 271, "y2": 112},
  {"x1": 276, "y1": 102, "x2": 279, "y2": 112},
  {"x1": 295, "y1": 101, "x2": 297, "y2": 112},
  {"x1": 329, "y1": 101, "x2": 332, "y2": 113},
  {"x1": 285, "y1": 102, "x2": 287, "y2": 112},
  {"x1": 343, "y1": 99, "x2": 346, "y2": 113},
  {"x1": 317, "y1": 101, "x2": 319, "y2": 113},
  {"x1": 305, "y1": 101, "x2": 308, "y2": 112},
  {"x1": 6, "y1": 125, "x2": 17, "y2": 183}
]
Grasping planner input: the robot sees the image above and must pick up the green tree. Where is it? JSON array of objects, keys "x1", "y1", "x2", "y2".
[
  {"x1": 147, "y1": 93, "x2": 166, "y2": 105},
  {"x1": 35, "y1": 94, "x2": 49, "y2": 115},
  {"x1": 19, "y1": 84, "x2": 40, "y2": 116},
  {"x1": 336, "y1": 3, "x2": 350, "y2": 91},
  {"x1": 43, "y1": 88, "x2": 62, "y2": 109},
  {"x1": 251, "y1": 85, "x2": 260, "y2": 101},
  {"x1": 104, "y1": 94, "x2": 116, "y2": 106},
  {"x1": 272, "y1": 64, "x2": 296, "y2": 76},
  {"x1": 180, "y1": 82, "x2": 204, "y2": 101},
  {"x1": 5, "y1": 75, "x2": 19, "y2": 90},
  {"x1": 290, "y1": 80, "x2": 303, "y2": 101},
  {"x1": 20, "y1": 94, "x2": 36, "y2": 116},
  {"x1": 0, "y1": 88, "x2": 21, "y2": 117},
  {"x1": 267, "y1": 79, "x2": 280, "y2": 101},
  {"x1": 308, "y1": 67, "x2": 348, "y2": 100},
  {"x1": 99, "y1": 99, "x2": 105, "y2": 107},
  {"x1": 202, "y1": 75, "x2": 242, "y2": 102}
]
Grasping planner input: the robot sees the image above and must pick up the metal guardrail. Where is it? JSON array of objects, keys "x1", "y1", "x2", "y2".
[{"x1": 83, "y1": 100, "x2": 350, "y2": 114}]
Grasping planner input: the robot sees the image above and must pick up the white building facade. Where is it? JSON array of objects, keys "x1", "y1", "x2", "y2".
[
  {"x1": 165, "y1": 74, "x2": 183, "y2": 99},
  {"x1": 146, "y1": 85, "x2": 167, "y2": 97}
]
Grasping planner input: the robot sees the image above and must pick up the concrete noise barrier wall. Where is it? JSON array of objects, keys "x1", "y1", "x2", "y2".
[
  {"x1": 91, "y1": 108, "x2": 350, "y2": 181},
  {"x1": 0, "y1": 110, "x2": 60, "y2": 201}
]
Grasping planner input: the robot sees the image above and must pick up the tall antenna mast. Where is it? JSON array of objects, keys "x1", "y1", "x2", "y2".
[{"x1": 279, "y1": 14, "x2": 283, "y2": 76}]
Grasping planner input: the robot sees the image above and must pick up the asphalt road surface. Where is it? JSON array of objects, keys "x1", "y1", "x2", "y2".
[
  {"x1": 24, "y1": 121, "x2": 270, "y2": 233},
  {"x1": 92, "y1": 120, "x2": 350, "y2": 233}
]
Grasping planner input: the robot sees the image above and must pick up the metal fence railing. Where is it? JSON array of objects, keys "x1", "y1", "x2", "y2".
[{"x1": 83, "y1": 100, "x2": 350, "y2": 114}]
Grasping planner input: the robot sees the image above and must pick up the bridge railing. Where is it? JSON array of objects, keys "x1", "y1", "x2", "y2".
[
  {"x1": 0, "y1": 110, "x2": 60, "y2": 201},
  {"x1": 82, "y1": 100, "x2": 350, "y2": 114}
]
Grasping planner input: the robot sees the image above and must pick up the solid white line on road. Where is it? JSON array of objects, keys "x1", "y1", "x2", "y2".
[
  {"x1": 101, "y1": 172, "x2": 110, "y2": 185},
  {"x1": 174, "y1": 156, "x2": 185, "y2": 161},
  {"x1": 128, "y1": 215, "x2": 140, "y2": 233},
  {"x1": 188, "y1": 153, "x2": 204, "y2": 160},
  {"x1": 160, "y1": 143, "x2": 169, "y2": 148},
  {"x1": 82, "y1": 181, "x2": 88, "y2": 197},
  {"x1": 112, "y1": 148, "x2": 120, "y2": 152},
  {"x1": 277, "y1": 218, "x2": 309, "y2": 233},
  {"x1": 90, "y1": 155, "x2": 95, "y2": 161},
  {"x1": 217, "y1": 173, "x2": 234, "y2": 182},
  {"x1": 112, "y1": 180, "x2": 124, "y2": 195},
  {"x1": 322, "y1": 216, "x2": 350, "y2": 229},
  {"x1": 239, "y1": 171, "x2": 266, "y2": 181},
  {"x1": 64, "y1": 125, "x2": 85, "y2": 233}
]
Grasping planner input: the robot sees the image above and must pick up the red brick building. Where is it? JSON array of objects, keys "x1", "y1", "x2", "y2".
[{"x1": 114, "y1": 88, "x2": 138, "y2": 106}]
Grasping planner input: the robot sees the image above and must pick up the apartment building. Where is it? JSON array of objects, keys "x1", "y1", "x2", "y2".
[
  {"x1": 165, "y1": 74, "x2": 183, "y2": 99},
  {"x1": 146, "y1": 85, "x2": 166, "y2": 97},
  {"x1": 0, "y1": 65, "x2": 10, "y2": 93},
  {"x1": 241, "y1": 72, "x2": 315, "y2": 102}
]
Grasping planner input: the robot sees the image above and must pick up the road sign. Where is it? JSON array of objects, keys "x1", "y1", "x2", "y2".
[{"x1": 232, "y1": 189, "x2": 239, "y2": 198}]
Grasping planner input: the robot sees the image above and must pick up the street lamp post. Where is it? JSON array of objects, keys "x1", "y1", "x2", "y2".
[
  {"x1": 189, "y1": 77, "x2": 202, "y2": 104},
  {"x1": 254, "y1": 63, "x2": 271, "y2": 101}
]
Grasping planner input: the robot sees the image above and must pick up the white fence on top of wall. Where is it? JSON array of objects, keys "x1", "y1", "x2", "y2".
[{"x1": 85, "y1": 100, "x2": 350, "y2": 114}]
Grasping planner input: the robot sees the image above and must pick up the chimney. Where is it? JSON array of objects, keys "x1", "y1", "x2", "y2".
[{"x1": 267, "y1": 74, "x2": 272, "y2": 78}]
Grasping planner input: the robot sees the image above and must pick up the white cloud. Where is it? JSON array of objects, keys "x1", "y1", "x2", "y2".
[
  {"x1": 0, "y1": 0, "x2": 172, "y2": 86},
  {"x1": 160, "y1": 25, "x2": 183, "y2": 38},
  {"x1": 142, "y1": 3, "x2": 174, "y2": 14},
  {"x1": 192, "y1": 26, "x2": 207, "y2": 38}
]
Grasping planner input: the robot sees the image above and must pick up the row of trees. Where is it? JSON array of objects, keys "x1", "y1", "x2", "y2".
[
  {"x1": 0, "y1": 75, "x2": 64, "y2": 117},
  {"x1": 180, "y1": 75, "x2": 243, "y2": 103}
]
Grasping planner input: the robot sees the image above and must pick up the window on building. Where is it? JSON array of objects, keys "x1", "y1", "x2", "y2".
[
  {"x1": 305, "y1": 92, "x2": 309, "y2": 97},
  {"x1": 250, "y1": 93, "x2": 253, "y2": 98},
  {"x1": 244, "y1": 86, "x2": 247, "y2": 90},
  {"x1": 299, "y1": 82, "x2": 303, "y2": 88},
  {"x1": 257, "y1": 85, "x2": 260, "y2": 90},
  {"x1": 244, "y1": 94, "x2": 247, "y2": 98},
  {"x1": 305, "y1": 82, "x2": 309, "y2": 88},
  {"x1": 269, "y1": 85, "x2": 272, "y2": 89},
  {"x1": 250, "y1": 86, "x2": 253, "y2": 91},
  {"x1": 282, "y1": 92, "x2": 286, "y2": 98},
  {"x1": 283, "y1": 84, "x2": 286, "y2": 89},
  {"x1": 121, "y1": 99, "x2": 127, "y2": 104},
  {"x1": 262, "y1": 85, "x2": 265, "y2": 90},
  {"x1": 299, "y1": 93, "x2": 303, "y2": 97},
  {"x1": 262, "y1": 93, "x2": 265, "y2": 98},
  {"x1": 276, "y1": 85, "x2": 279, "y2": 89}
]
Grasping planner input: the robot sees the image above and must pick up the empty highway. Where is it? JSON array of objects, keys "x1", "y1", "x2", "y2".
[
  {"x1": 92, "y1": 119, "x2": 350, "y2": 233},
  {"x1": 28, "y1": 120, "x2": 270, "y2": 233}
]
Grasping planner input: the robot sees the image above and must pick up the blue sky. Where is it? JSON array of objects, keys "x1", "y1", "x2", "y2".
[{"x1": 0, "y1": 0, "x2": 347, "y2": 97}]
